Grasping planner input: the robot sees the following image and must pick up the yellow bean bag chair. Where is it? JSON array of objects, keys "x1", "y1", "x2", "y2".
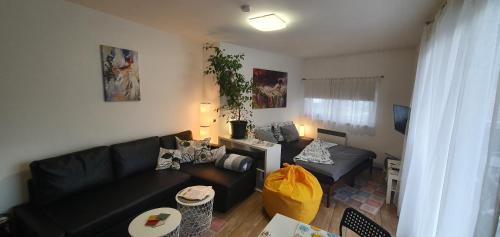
[{"x1": 263, "y1": 164, "x2": 323, "y2": 223}]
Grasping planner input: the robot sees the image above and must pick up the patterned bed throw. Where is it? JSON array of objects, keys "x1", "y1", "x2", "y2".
[{"x1": 294, "y1": 138, "x2": 336, "y2": 164}]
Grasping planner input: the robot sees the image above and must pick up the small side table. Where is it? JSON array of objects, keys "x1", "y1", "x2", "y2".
[
  {"x1": 128, "y1": 208, "x2": 181, "y2": 237},
  {"x1": 386, "y1": 159, "x2": 401, "y2": 205},
  {"x1": 175, "y1": 186, "x2": 215, "y2": 237}
]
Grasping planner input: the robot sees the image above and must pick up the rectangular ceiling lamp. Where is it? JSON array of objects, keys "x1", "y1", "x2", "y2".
[{"x1": 248, "y1": 14, "x2": 286, "y2": 31}]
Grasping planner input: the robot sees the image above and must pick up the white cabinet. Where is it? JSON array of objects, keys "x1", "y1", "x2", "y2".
[{"x1": 218, "y1": 135, "x2": 281, "y2": 191}]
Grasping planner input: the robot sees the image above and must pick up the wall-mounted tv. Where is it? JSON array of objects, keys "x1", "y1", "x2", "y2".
[{"x1": 393, "y1": 104, "x2": 410, "y2": 135}]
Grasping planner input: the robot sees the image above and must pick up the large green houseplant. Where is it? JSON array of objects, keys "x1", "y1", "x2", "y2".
[{"x1": 203, "y1": 44, "x2": 254, "y2": 139}]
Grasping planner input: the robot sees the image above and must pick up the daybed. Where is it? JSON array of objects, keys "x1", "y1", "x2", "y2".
[{"x1": 280, "y1": 128, "x2": 376, "y2": 207}]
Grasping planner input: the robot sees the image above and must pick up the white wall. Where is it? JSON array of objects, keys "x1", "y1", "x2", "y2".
[
  {"x1": 303, "y1": 49, "x2": 417, "y2": 166},
  {"x1": 0, "y1": 0, "x2": 203, "y2": 213},
  {"x1": 216, "y1": 43, "x2": 303, "y2": 136}
]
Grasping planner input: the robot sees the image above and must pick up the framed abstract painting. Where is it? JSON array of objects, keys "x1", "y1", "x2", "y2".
[
  {"x1": 252, "y1": 68, "x2": 287, "y2": 108},
  {"x1": 100, "y1": 45, "x2": 140, "y2": 101}
]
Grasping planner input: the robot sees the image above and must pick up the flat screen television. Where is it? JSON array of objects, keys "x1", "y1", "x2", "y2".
[{"x1": 393, "y1": 104, "x2": 410, "y2": 135}]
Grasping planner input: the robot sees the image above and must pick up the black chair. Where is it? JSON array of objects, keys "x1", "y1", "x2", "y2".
[{"x1": 339, "y1": 207, "x2": 391, "y2": 237}]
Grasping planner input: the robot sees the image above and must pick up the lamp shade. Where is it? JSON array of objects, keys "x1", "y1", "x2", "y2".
[
  {"x1": 200, "y1": 102, "x2": 211, "y2": 126},
  {"x1": 200, "y1": 103, "x2": 211, "y2": 113},
  {"x1": 298, "y1": 124, "x2": 305, "y2": 137},
  {"x1": 200, "y1": 126, "x2": 210, "y2": 139}
]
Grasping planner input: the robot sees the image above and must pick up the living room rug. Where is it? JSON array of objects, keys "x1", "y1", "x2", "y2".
[
  {"x1": 333, "y1": 180, "x2": 386, "y2": 215},
  {"x1": 200, "y1": 217, "x2": 227, "y2": 237}
]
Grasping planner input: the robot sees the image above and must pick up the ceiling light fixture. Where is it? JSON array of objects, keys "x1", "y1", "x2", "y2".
[{"x1": 248, "y1": 13, "x2": 287, "y2": 32}]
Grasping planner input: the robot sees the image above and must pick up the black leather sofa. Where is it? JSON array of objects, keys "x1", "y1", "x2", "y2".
[{"x1": 12, "y1": 130, "x2": 260, "y2": 237}]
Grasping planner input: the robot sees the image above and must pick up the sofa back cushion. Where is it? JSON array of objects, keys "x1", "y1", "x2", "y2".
[
  {"x1": 111, "y1": 137, "x2": 160, "y2": 179},
  {"x1": 159, "y1": 130, "x2": 193, "y2": 149},
  {"x1": 29, "y1": 146, "x2": 113, "y2": 206}
]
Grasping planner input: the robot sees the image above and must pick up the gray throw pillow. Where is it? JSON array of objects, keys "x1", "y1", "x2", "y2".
[
  {"x1": 215, "y1": 154, "x2": 253, "y2": 173},
  {"x1": 280, "y1": 124, "x2": 300, "y2": 142},
  {"x1": 272, "y1": 121, "x2": 293, "y2": 141},
  {"x1": 254, "y1": 129, "x2": 278, "y2": 143}
]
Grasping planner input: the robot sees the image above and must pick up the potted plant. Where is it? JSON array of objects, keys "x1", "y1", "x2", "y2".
[{"x1": 203, "y1": 44, "x2": 254, "y2": 139}]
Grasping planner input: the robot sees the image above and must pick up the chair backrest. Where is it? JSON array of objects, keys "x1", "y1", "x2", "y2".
[{"x1": 339, "y1": 207, "x2": 391, "y2": 237}]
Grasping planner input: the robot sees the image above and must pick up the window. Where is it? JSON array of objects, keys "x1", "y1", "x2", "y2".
[{"x1": 303, "y1": 78, "x2": 379, "y2": 135}]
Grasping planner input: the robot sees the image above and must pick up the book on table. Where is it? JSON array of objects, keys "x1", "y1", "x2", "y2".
[{"x1": 145, "y1": 213, "x2": 170, "y2": 228}]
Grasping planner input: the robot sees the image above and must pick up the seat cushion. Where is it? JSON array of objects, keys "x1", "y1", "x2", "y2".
[
  {"x1": 180, "y1": 163, "x2": 256, "y2": 212},
  {"x1": 180, "y1": 163, "x2": 243, "y2": 189},
  {"x1": 111, "y1": 137, "x2": 160, "y2": 179},
  {"x1": 29, "y1": 146, "x2": 114, "y2": 205},
  {"x1": 159, "y1": 130, "x2": 193, "y2": 149},
  {"x1": 41, "y1": 170, "x2": 190, "y2": 237}
]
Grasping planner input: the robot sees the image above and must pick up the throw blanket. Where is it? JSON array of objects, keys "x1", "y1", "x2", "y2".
[{"x1": 294, "y1": 139, "x2": 337, "y2": 164}]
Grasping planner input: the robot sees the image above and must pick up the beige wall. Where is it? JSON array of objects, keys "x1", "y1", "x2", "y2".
[
  {"x1": 0, "y1": 0, "x2": 203, "y2": 212},
  {"x1": 303, "y1": 49, "x2": 417, "y2": 166},
  {"x1": 217, "y1": 43, "x2": 304, "y2": 136}
]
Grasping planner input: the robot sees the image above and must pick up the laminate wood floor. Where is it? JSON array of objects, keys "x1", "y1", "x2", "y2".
[{"x1": 213, "y1": 168, "x2": 398, "y2": 237}]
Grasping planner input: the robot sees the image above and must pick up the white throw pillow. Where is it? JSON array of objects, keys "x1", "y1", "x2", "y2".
[
  {"x1": 193, "y1": 145, "x2": 226, "y2": 164},
  {"x1": 175, "y1": 137, "x2": 211, "y2": 163},
  {"x1": 156, "y1": 148, "x2": 182, "y2": 170}
]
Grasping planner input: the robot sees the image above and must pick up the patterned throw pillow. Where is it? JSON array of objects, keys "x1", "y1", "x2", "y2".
[
  {"x1": 193, "y1": 145, "x2": 226, "y2": 164},
  {"x1": 215, "y1": 153, "x2": 253, "y2": 173},
  {"x1": 156, "y1": 148, "x2": 182, "y2": 170},
  {"x1": 271, "y1": 121, "x2": 294, "y2": 141},
  {"x1": 175, "y1": 137, "x2": 211, "y2": 163}
]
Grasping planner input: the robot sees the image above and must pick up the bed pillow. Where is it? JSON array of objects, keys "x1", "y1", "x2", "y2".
[
  {"x1": 272, "y1": 121, "x2": 294, "y2": 141},
  {"x1": 215, "y1": 153, "x2": 253, "y2": 173},
  {"x1": 156, "y1": 148, "x2": 181, "y2": 170},
  {"x1": 280, "y1": 124, "x2": 300, "y2": 142},
  {"x1": 254, "y1": 129, "x2": 278, "y2": 143},
  {"x1": 175, "y1": 137, "x2": 210, "y2": 163},
  {"x1": 193, "y1": 146, "x2": 226, "y2": 164}
]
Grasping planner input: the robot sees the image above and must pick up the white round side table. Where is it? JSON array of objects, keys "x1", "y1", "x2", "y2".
[
  {"x1": 175, "y1": 186, "x2": 215, "y2": 237},
  {"x1": 128, "y1": 207, "x2": 181, "y2": 237}
]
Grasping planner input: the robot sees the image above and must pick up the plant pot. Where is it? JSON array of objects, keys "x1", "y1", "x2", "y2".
[{"x1": 230, "y1": 120, "x2": 248, "y2": 139}]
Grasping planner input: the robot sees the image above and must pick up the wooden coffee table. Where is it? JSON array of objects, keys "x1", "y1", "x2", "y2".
[{"x1": 128, "y1": 208, "x2": 182, "y2": 237}]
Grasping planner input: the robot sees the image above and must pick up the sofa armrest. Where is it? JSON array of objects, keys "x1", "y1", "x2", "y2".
[{"x1": 13, "y1": 204, "x2": 65, "y2": 237}]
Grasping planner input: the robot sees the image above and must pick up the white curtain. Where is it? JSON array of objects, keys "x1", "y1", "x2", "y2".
[
  {"x1": 397, "y1": 0, "x2": 500, "y2": 236},
  {"x1": 304, "y1": 77, "x2": 379, "y2": 135}
]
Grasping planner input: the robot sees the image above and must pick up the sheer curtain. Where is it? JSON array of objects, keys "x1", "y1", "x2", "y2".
[
  {"x1": 304, "y1": 77, "x2": 379, "y2": 135},
  {"x1": 397, "y1": 0, "x2": 500, "y2": 236}
]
